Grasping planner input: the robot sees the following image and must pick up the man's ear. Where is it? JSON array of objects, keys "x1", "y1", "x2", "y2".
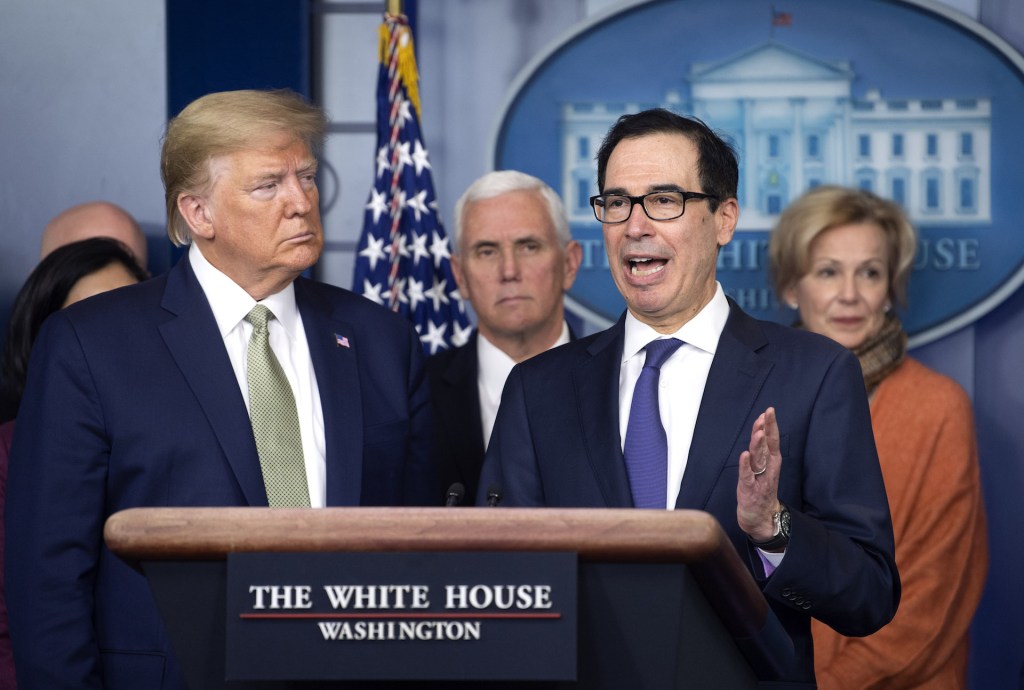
[
  {"x1": 451, "y1": 253, "x2": 468, "y2": 295},
  {"x1": 177, "y1": 193, "x2": 215, "y2": 240},
  {"x1": 562, "y1": 240, "x2": 583, "y2": 291},
  {"x1": 715, "y1": 197, "x2": 739, "y2": 247}
]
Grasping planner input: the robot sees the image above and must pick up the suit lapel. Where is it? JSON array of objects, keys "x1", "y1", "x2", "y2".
[
  {"x1": 295, "y1": 279, "x2": 364, "y2": 506},
  {"x1": 158, "y1": 258, "x2": 267, "y2": 505},
  {"x1": 574, "y1": 318, "x2": 633, "y2": 507},
  {"x1": 676, "y1": 301, "x2": 772, "y2": 509}
]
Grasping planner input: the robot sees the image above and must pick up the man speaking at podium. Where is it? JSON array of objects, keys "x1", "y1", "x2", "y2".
[
  {"x1": 477, "y1": 109, "x2": 900, "y2": 683},
  {"x1": 5, "y1": 90, "x2": 435, "y2": 689}
]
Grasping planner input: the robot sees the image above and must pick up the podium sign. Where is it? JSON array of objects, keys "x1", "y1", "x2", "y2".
[
  {"x1": 106, "y1": 507, "x2": 790, "y2": 688},
  {"x1": 225, "y1": 551, "x2": 577, "y2": 681}
]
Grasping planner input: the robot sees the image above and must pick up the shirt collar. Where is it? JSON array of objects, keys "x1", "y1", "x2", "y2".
[
  {"x1": 477, "y1": 321, "x2": 571, "y2": 387},
  {"x1": 622, "y1": 282, "x2": 729, "y2": 362},
  {"x1": 477, "y1": 334, "x2": 516, "y2": 399},
  {"x1": 189, "y1": 243, "x2": 300, "y2": 339}
]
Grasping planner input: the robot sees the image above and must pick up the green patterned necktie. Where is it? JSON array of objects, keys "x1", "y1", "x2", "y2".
[{"x1": 244, "y1": 304, "x2": 311, "y2": 507}]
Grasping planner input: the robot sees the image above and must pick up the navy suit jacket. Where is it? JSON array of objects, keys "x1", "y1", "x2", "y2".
[
  {"x1": 426, "y1": 331, "x2": 487, "y2": 505},
  {"x1": 5, "y1": 257, "x2": 436, "y2": 689},
  {"x1": 478, "y1": 302, "x2": 900, "y2": 684},
  {"x1": 427, "y1": 327, "x2": 578, "y2": 505}
]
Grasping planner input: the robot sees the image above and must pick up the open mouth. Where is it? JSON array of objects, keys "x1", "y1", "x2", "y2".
[{"x1": 628, "y1": 257, "x2": 667, "y2": 277}]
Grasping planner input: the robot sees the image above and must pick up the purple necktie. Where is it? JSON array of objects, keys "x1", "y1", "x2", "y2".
[{"x1": 624, "y1": 338, "x2": 683, "y2": 509}]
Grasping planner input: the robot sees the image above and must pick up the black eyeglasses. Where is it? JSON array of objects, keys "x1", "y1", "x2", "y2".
[{"x1": 589, "y1": 190, "x2": 717, "y2": 224}]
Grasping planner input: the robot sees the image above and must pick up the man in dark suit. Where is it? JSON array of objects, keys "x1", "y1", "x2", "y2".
[
  {"x1": 5, "y1": 89, "x2": 436, "y2": 689},
  {"x1": 427, "y1": 171, "x2": 581, "y2": 504},
  {"x1": 477, "y1": 109, "x2": 900, "y2": 683}
]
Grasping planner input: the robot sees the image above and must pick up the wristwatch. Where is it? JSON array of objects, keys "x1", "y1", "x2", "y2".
[{"x1": 750, "y1": 502, "x2": 791, "y2": 551}]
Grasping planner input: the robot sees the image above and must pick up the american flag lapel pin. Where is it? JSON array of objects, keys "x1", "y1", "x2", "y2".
[{"x1": 335, "y1": 333, "x2": 350, "y2": 349}]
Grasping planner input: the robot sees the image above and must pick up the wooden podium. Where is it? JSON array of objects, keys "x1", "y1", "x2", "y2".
[{"x1": 105, "y1": 507, "x2": 793, "y2": 688}]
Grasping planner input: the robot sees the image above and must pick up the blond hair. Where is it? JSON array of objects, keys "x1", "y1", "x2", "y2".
[
  {"x1": 160, "y1": 89, "x2": 327, "y2": 246},
  {"x1": 769, "y1": 186, "x2": 918, "y2": 307}
]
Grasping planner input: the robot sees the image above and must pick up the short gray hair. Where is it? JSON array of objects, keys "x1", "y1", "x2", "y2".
[{"x1": 451, "y1": 170, "x2": 571, "y2": 254}]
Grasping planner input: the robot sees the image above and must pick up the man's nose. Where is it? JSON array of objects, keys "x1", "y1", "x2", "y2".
[
  {"x1": 499, "y1": 249, "x2": 521, "y2": 281},
  {"x1": 284, "y1": 175, "x2": 313, "y2": 215},
  {"x1": 623, "y1": 201, "x2": 652, "y2": 239}
]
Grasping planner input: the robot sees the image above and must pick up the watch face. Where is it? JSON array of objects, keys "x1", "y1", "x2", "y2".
[{"x1": 779, "y1": 508, "x2": 792, "y2": 537}]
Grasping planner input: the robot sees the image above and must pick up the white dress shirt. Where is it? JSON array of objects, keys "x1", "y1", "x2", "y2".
[
  {"x1": 189, "y1": 244, "x2": 327, "y2": 507},
  {"x1": 618, "y1": 283, "x2": 729, "y2": 509},
  {"x1": 477, "y1": 321, "x2": 571, "y2": 449}
]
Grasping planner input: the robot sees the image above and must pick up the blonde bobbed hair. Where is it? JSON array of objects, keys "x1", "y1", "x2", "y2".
[{"x1": 769, "y1": 185, "x2": 918, "y2": 307}]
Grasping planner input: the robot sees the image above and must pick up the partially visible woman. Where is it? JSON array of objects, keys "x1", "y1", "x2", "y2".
[
  {"x1": 0, "y1": 237, "x2": 149, "y2": 688},
  {"x1": 770, "y1": 185, "x2": 988, "y2": 689}
]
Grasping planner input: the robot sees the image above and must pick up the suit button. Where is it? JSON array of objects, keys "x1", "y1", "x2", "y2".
[
  {"x1": 782, "y1": 588, "x2": 793, "y2": 597},
  {"x1": 801, "y1": 601, "x2": 811, "y2": 610}
]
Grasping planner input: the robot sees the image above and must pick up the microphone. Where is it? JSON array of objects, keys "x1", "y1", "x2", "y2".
[
  {"x1": 486, "y1": 483, "x2": 502, "y2": 507},
  {"x1": 444, "y1": 483, "x2": 465, "y2": 507}
]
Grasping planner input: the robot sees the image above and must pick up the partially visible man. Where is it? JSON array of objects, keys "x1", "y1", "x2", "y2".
[
  {"x1": 427, "y1": 170, "x2": 581, "y2": 504},
  {"x1": 477, "y1": 109, "x2": 899, "y2": 682},
  {"x1": 40, "y1": 200, "x2": 149, "y2": 269},
  {"x1": 6, "y1": 89, "x2": 435, "y2": 689}
]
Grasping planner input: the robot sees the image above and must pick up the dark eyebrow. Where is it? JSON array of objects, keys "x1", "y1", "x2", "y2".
[{"x1": 601, "y1": 184, "x2": 685, "y2": 196}]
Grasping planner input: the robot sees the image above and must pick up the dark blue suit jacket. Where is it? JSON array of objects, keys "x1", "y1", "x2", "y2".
[
  {"x1": 427, "y1": 326, "x2": 578, "y2": 505},
  {"x1": 426, "y1": 331, "x2": 487, "y2": 504},
  {"x1": 478, "y1": 302, "x2": 900, "y2": 684},
  {"x1": 5, "y1": 257, "x2": 436, "y2": 689}
]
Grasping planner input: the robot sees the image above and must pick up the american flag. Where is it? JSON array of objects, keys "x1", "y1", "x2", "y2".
[
  {"x1": 771, "y1": 7, "x2": 793, "y2": 27},
  {"x1": 352, "y1": 13, "x2": 471, "y2": 355}
]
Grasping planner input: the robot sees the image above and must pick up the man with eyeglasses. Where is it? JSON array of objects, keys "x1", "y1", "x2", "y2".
[{"x1": 477, "y1": 108, "x2": 899, "y2": 683}]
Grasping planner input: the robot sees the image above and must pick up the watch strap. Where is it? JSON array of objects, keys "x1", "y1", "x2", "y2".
[{"x1": 750, "y1": 503, "x2": 790, "y2": 551}]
